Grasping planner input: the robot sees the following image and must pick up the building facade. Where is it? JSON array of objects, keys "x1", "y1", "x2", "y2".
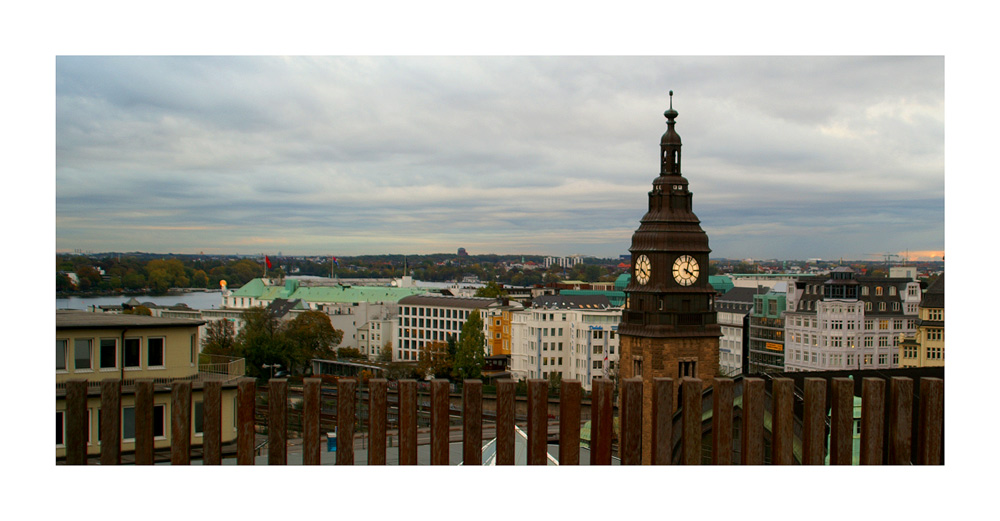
[
  {"x1": 715, "y1": 286, "x2": 763, "y2": 377},
  {"x1": 395, "y1": 295, "x2": 496, "y2": 362},
  {"x1": 784, "y1": 267, "x2": 920, "y2": 372},
  {"x1": 899, "y1": 274, "x2": 944, "y2": 367},
  {"x1": 617, "y1": 95, "x2": 722, "y2": 464},
  {"x1": 56, "y1": 311, "x2": 240, "y2": 459},
  {"x1": 509, "y1": 295, "x2": 620, "y2": 391},
  {"x1": 747, "y1": 283, "x2": 788, "y2": 374}
]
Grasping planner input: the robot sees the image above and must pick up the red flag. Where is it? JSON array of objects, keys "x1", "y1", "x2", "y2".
[{"x1": 265, "y1": 255, "x2": 273, "y2": 269}]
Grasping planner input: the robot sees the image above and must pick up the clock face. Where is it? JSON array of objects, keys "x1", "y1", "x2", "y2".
[
  {"x1": 635, "y1": 255, "x2": 652, "y2": 285},
  {"x1": 672, "y1": 255, "x2": 700, "y2": 286}
]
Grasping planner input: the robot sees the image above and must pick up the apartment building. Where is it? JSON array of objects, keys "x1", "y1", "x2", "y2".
[
  {"x1": 899, "y1": 274, "x2": 944, "y2": 367},
  {"x1": 784, "y1": 267, "x2": 920, "y2": 372},
  {"x1": 56, "y1": 311, "x2": 240, "y2": 459},
  {"x1": 715, "y1": 286, "x2": 764, "y2": 376},
  {"x1": 395, "y1": 295, "x2": 498, "y2": 362},
  {"x1": 509, "y1": 295, "x2": 620, "y2": 390}
]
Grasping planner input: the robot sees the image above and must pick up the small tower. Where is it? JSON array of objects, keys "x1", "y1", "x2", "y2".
[{"x1": 618, "y1": 92, "x2": 722, "y2": 463}]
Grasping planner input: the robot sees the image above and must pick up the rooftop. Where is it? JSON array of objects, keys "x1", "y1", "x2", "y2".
[{"x1": 56, "y1": 310, "x2": 205, "y2": 329}]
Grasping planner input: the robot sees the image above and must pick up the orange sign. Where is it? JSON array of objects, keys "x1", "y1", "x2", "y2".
[{"x1": 765, "y1": 342, "x2": 783, "y2": 352}]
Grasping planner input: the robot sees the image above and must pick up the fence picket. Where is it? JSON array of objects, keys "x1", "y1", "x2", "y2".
[
  {"x1": 203, "y1": 381, "x2": 222, "y2": 465},
  {"x1": 268, "y1": 379, "x2": 287, "y2": 465},
  {"x1": 65, "y1": 380, "x2": 88, "y2": 465},
  {"x1": 399, "y1": 380, "x2": 417, "y2": 465},
  {"x1": 463, "y1": 380, "x2": 483, "y2": 466},
  {"x1": 170, "y1": 380, "x2": 192, "y2": 465},
  {"x1": 829, "y1": 377, "x2": 853, "y2": 465},
  {"x1": 496, "y1": 379, "x2": 515, "y2": 466},
  {"x1": 591, "y1": 378, "x2": 613, "y2": 465},
  {"x1": 712, "y1": 378, "x2": 734, "y2": 465},
  {"x1": 651, "y1": 378, "x2": 673, "y2": 465},
  {"x1": 620, "y1": 377, "x2": 642, "y2": 465},
  {"x1": 303, "y1": 378, "x2": 321, "y2": 465},
  {"x1": 559, "y1": 380, "x2": 582, "y2": 465},
  {"x1": 236, "y1": 378, "x2": 255, "y2": 465},
  {"x1": 741, "y1": 378, "x2": 764, "y2": 465},
  {"x1": 917, "y1": 377, "x2": 944, "y2": 465},
  {"x1": 889, "y1": 377, "x2": 913, "y2": 465},
  {"x1": 100, "y1": 379, "x2": 121, "y2": 465},
  {"x1": 772, "y1": 378, "x2": 794, "y2": 465},
  {"x1": 860, "y1": 378, "x2": 885, "y2": 465},
  {"x1": 802, "y1": 378, "x2": 826, "y2": 465},
  {"x1": 527, "y1": 379, "x2": 547, "y2": 465},
  {"x1": 337, "y1": 378, "x2": 357, "y2": 466}
]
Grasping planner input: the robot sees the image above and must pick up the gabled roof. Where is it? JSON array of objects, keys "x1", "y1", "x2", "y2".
[
  {"x1": 717, "y1": 286, "x2": 768, "y2": 304},
  {"x1": 922, "y1": 273, "x2": 944, "y2": 309}
]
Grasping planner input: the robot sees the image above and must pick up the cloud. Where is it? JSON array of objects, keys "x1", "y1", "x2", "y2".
[{"x1": 56, "y1": 56, "x2": 944, "y2": 259}]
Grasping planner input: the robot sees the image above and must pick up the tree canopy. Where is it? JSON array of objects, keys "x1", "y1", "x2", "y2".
[{"x1": 453, "y1": 311, "x2": 486, "y2": 380}]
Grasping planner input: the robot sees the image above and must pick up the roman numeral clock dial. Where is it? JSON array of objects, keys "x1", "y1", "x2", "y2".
[
  {"x1": 672, "y1": 255, "x2": 699, "y2": 286},
  {"x1": 635, "y1": 255, "x2": 652, "y2": 285}
]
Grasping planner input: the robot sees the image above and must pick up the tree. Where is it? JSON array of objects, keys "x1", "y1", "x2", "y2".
[
  {"x1": 202, "y1": 319, "x2": 237, "y2": 357},
  {"x1": 337, "y1": 347, "x2": 364, "y2": 359},
  {"x1": 418, "y1": 341, "x2": 452, "y2": 380},
  {"x1": 236, "y1": 306, "x2": 284, "y2": 379},
  {"x1": 123, "y1": 305, "x2": 152, "y2": 316},
  {"x1": 378, "y1": 340, "x2": 393, "y2": 362},
  {"x1": 474, "y1": 281, "x2": 507, "y2": 299},
  {"x1": 453, "y1": 311, "x2": 486, "y2": 380},
  {"x1": 282, "y1": 310, "x2": 343, "y2": 375}
]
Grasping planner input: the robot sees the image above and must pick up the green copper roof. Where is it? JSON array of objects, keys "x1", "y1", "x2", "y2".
[
  {"x1": 709, "y1": 275, "x2": 734, "y2": 293},
  {"x1": 230, "y1": 278, "x2": 428, "y2": 304}
]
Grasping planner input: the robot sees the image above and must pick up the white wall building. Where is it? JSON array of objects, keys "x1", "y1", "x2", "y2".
[
  {"x1": 784, "y1": 268, "x2": 921, "y2": 372},
  {"x1": 396, "y1": 295, "x2": 497, "y2": 362},
  {"x1": 509, "y1": 295, "x2": 620, "y2": 391}
]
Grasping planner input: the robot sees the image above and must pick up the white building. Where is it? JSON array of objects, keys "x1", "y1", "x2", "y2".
[
  {"x1": 509, "y1": 295, "x2": 620, "y2": 391},
  {"x1": 395, "y1": 295, "x2": 498, "y2": 362},
  {"x1": 714, "y1": 287, "x2": 765, "y2": 377},
  {"x1": 784, "y1": 267, "x2": 921, "y2": 372}
]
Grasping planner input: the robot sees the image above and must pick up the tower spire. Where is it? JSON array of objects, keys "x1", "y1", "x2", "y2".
[{"x1": 660, "y1": 90, "x2": 682, "y2": 175}]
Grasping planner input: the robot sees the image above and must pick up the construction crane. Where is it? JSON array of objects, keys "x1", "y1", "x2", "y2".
[{"x1": 865, "y1": 252, "x2": 901, "y2": 270}]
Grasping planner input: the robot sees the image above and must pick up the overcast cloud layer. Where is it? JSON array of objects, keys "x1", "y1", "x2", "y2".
[{"x1": 56, "y1": 56, "x2": 944, "y2": 260}]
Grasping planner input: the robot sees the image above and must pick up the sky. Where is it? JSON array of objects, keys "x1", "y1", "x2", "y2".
[{"x1": 55, "y1": 56, "x2": 944, "y2": 262}]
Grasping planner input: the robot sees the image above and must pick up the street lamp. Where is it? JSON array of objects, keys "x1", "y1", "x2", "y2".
[{"x1": 262, "y1": 363, "x2": 281, "y2": 379}]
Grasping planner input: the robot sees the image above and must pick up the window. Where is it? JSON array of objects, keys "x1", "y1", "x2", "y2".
[
  {"x1": 879, "y1": 354, "x2": 887, "y2": 365},
  {"x1": 123, "y1": 404, "x2": 166, "y2": 440},
  {"x1": 74, "y1": 338, "x2": 93, "y2": 371},
  {"x1": 876, "y1": 286, "x2": 883, "y2": 296},
  {"x1": 879, "y1": 302, "x2": 887, "y2": 312},
  {"x1": 100, "y1": 339, "x2": 117, "y2": 370},
  {"x1": 124, "y1": 338, "x2": 141, "y2": 368},
  {"x1": 57, "y1": 340, "x2": 68, "y2": 371},
  {"x1": 864, "y1": 336, "x2": 874, "y2": 347},
  {"x1": 56, "y1": 411, "x2": 64, "y2": 446},
  {"x1": 889, "y1": 286, "x2": 897, "y2": 296},
  {"x1": 861, "y1": 286, "x2": 869, "y2": 296},
  {"x1": 147, "y1": 338, "x2": 165, "y2": 367}
]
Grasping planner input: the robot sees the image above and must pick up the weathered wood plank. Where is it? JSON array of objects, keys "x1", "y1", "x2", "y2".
[
  {"x1": 236, "y1": 378, "x2": 256, "y2": 465},
  {"x1": 496, "y1": 379, "x2": 515, "y2": 466},
  {"x1": 135, "y1": 380, "x2": 155, "y2": 465},
  {"x1": 741, "y1": 378, "x2": 764, "y2": 465},
  {"x1": 917, "y1": 377, "x2": 944, "y2": 465},
  {"x1": 463, "y1": 380, "x2": 483, "y2": 466},
  {"x1": 303, "y1": 378, "x2": 321, "y2": 465},
  {"x1": 681, "y1": 378, "x2": 701, "y2": 465},
  {"x1": 651, "y1": 378, "x2": 673, "y2": 465},
  {"x1": 368, "y1": 379, "x2": 387, "y2": 466},
  {"x1": 171, "y1": 380, "x2": 192, "y2": 465},
  {"x1": 203, "y1": 380, "x2": 222, "y2": 465},
  {"x1": 100, "y1": 379, "x2": 121, "y2": 465},
  {"x1": 829, "y1": 377, "x2": 853, "y2": 465},
  {"x1": 591, "y1": 378, "x2": 613, "y2": 465},
  {"x1": 65, "y1": 380, "x2": 88, "y2": 465},
  {"x1": 268, "y1": 379, "x2": 288, "y2": 465},
  {"x1": 889, "y1": 377, "x2": 913, "y2": 465},
  {"x1": 802, "y1": 378, "x2": 826, "y2": 465},
  {"x1": 430, "y1": 379, "x2": 449, "y2": 466},
  {"x1": 860, "y1": 378, "x2": 885, "y2": 465},
  {"x1": 712, "y1": 378, "x2": 734, "y2": 465},
  {"x1": 559, "y1": 380, "x2": 581, "y2": 466},
  {"x1": 771, "y1": 378, "x2": 794, "y2": 465},
  {"x1": 527, "y1": 379, "x2": 547, "y2": 465},
  {"x1": 337, "y1": 378, "x2": 356, "y2": 466},
  {"x1": 398, "y1": 380, "x2": 417, "y2": 466},
  {"x1": 620, "y1": 377, "x2": 642, "y2": 465}
]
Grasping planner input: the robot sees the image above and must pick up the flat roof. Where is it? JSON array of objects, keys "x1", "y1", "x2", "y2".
[{"x1": 56, "y1": 310, "x2": 205, "y2": 329}]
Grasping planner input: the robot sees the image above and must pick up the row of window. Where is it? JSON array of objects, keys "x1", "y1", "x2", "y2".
[
  {"x1": 56, "y1": 399, "x2": 230, "y2": 447},
  {"x1": 790, "y1": 350, "x2": 899, "y2": 367},
  {"x1": 57, "y1": 337, "x2": 171, "y2": 372},
  {"x1": 401, "y1": 306, "x2": 473, "y2": 319},
  {"x1": 788, "y1": 333, "x2": 899, "y2": 348}
]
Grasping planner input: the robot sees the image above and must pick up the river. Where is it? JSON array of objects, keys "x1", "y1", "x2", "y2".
[{"x1": 56, "y1": 291, "x2": 224, "y2": 311}]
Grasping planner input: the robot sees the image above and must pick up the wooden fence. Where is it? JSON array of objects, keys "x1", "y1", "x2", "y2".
[{"x1": 59, "y1": 376, "x2": 943, "y2": 465}]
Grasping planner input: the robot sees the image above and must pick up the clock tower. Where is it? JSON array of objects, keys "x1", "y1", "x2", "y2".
[{"x1": 618, "y1": 92, "x2": 721, "y2": 463}]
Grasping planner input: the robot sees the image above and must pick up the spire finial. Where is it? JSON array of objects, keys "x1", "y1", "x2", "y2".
[{"x1": 669, "y1": 90, "x2": 673, "y2": 110}]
